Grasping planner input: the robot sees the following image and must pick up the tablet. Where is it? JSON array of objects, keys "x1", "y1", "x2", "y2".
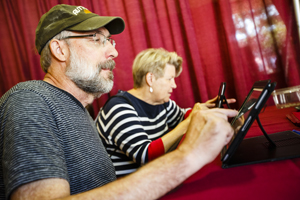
[{"x1": 221, "y1": 80, "x2": 277, "y2": 167}]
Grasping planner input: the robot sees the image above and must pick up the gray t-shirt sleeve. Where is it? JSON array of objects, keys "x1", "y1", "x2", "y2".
[{"x1": 2, "y1": 91, "x2": 68, "y2": 198}]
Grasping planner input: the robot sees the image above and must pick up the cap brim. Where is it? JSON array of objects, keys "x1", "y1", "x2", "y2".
[{"x1": 67, "y1": 16, "x2": 125, "y2": 35}]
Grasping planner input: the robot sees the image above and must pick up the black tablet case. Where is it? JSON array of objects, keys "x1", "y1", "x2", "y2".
[
  {"x1": 223, "y1": 130, "x2": 300, "y2": 168},
  {"x1": 221, "y1": 80, "x2": 300, "y2": 168}
]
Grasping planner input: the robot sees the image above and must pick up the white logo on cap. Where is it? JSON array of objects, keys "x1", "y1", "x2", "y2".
[{"x1": 73, "y1": 6, "x2": 87, "y2": 15}]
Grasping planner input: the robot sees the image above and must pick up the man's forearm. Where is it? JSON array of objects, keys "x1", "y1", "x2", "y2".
[
  {"x1": 63, "y1": 108, "x2": 237, "y2": 200},
  {"x1": 68, "y1": 149, "x2": 202, "y2": 200}
]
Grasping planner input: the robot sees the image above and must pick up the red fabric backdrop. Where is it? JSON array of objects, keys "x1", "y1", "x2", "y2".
[{"x1": 0, "y1": 0, "x2": 300, "y2": 118}]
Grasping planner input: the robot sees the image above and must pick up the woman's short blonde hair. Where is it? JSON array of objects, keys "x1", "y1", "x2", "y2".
[{"x1": 132, "y1": 48, "x2": 183, "y2": 88}]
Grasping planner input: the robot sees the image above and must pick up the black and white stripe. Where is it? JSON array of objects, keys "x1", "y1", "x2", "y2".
[{"x1": 96, "y1": 91, "x2": 187, "y2": 177}]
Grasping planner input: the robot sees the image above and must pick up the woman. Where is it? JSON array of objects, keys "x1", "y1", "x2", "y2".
[{"x1": 96, "y1": 48, "x2": 218, "y2": 177}]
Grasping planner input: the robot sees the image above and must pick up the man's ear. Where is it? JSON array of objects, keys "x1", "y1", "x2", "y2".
[{"x1": 49, "y1": 39, "x2": 67, "y2": 62}]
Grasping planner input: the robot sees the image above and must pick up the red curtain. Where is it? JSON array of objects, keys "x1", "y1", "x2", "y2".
[{"x1": 0, "y1": 0, "x2": 299, "y2": 118}]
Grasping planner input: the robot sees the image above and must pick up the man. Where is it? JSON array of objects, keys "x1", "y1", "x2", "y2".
[{"x1": 0, "y1": 4, "x2": 238, "y2": 200}]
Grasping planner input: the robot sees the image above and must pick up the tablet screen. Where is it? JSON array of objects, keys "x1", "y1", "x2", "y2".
[
  {"x1": 221, "y1": 87, "x2": 264, "y2": 160},
  {"x1": 228, "y1": 88, "x2": 263, "y2": 147}
]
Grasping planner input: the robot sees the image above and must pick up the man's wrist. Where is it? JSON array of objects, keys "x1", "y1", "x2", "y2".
[{"x1": 174, "y1": 147, "x2": 207, "y2": 176}]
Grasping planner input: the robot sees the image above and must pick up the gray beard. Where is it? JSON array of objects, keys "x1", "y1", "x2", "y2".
[{"x1": 65, "y1": 48, "x2": 115, "y2": 98}]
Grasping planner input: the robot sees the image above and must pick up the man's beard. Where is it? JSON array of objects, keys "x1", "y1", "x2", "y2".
[{"x1": 65, "y1": 47, "x2": 115, "y2": 98}]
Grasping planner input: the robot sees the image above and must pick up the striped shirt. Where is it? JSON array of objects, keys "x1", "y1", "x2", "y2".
[
  {"x1": 0, "y1": 81, "x2": 116, "y2": 200},
  {"x1": 96, "y1": 91, "x2": 188, "y2": 177}
]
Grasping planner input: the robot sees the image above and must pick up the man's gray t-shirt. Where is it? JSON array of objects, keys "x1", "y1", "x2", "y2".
[{"x1": 0, "y1": 81, "x2": 116, "y2": 199}]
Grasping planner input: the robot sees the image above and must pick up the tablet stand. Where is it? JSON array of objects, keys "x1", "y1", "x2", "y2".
[
  {"x1": 220, "y1": 95, "x2": 231, "y2": 109},
  {"x1": 256, "y1": 116, "x2": 277, "y2": 148}
]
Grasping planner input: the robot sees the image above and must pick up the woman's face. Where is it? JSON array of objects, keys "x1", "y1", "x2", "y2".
[{"x1": 151, "y1": 63, "x2": 177, "y2": 104}]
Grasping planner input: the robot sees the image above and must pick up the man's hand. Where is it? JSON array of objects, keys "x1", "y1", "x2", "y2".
[
  {"x1": 185, "y1": 103, "x2": 203, "y2": 122},
  {"x1": 178, "y1": 107, "x2": 238, "y2": 167}
]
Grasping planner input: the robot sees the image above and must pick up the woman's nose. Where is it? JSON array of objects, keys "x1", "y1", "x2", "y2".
[{"x1": 172, "y1": 79, "x2": 177, "y2": 88}]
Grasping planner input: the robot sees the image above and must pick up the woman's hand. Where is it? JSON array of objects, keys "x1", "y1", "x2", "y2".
[{"x1": 204, "y1": 95, "x2": 236, "y2": 108}]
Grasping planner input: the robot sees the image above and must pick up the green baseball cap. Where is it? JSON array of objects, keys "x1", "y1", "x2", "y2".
[{"x1": 35, "y1": 4, "x2": 125, "y2": 54}]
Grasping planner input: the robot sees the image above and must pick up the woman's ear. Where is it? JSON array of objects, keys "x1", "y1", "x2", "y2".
[
  {"x1": 49, "y1": 39, "x2": 67, "y2": 62},
  {"x1": 145, "y1": 72, "x2": 154, "y2": 86}
]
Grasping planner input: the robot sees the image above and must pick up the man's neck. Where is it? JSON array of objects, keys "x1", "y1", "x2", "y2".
[{"x1": 43, "y1": 72, "x2": 95, "y2": 107}]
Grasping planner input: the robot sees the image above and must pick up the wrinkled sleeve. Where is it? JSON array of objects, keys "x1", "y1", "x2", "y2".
[{"x1": 1, "y1": 91, "x2": 68, "y2": 199}]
